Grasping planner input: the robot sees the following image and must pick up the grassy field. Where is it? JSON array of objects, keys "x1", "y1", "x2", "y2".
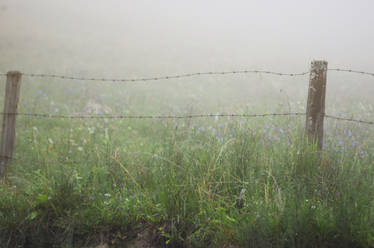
[
  {"x1": 1, "y1": 2, "x2": 374, "y2": 247},
  {"x1": 0, "y1": 74, "x2": 373, "y2": 248}
]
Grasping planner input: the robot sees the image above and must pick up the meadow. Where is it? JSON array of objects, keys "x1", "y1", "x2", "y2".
[{"x1": 0, "y1": 71, "x2": 373, "y2": 248}]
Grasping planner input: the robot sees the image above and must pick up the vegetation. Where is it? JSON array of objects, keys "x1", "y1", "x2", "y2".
[{"x1": 0, "y1": 99, "x2": 373, "y2": 247}]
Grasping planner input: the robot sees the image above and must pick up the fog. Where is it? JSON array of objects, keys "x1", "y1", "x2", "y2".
[{"x1": 0, "y1": 0, "x2": 373, "y2": 114}]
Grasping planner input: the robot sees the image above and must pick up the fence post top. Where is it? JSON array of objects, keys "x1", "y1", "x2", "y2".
[{"x1": 311, "y1": 60, "x2": 328, "y2": 66}]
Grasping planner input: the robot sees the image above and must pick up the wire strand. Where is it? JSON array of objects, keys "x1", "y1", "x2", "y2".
[
  {"x1": 324, "y1": 114, "x2": 374, "y2": 125},
  {"x1": 328, "y1": 68, "x2": 374, "y2": 77},
  {"x1": 0, "y1": 70, "x2": 310, "y2": 82},
  {"x1": 0, "y1": 112, "x2": 306, "y2": 119},
  {"x1": 1, "y1": 112, "x2": 372, "y2": 125},
  {"x1": 1, "y1": 67, "x2": 373, "y2": 82}
]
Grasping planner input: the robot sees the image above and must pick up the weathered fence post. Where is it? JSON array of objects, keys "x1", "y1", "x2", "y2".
[
  {"x1": 305, "y1": 61, "x2": 327, "y2": 150},
  {"x1": 0, "y1": 71, "x2": 22, "y2": 177}
]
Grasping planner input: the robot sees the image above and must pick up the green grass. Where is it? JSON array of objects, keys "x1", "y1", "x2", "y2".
[{"x1": 1, "y1": 113, "x2": 374, "y2": 247}]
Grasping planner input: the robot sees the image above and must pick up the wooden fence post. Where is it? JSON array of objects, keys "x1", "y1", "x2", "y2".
[
  {"x1": 305, "y1": 61, "x2": 327, "y2": 150},
  {"x1": 0, "y1": 71, "x2": 22, "y2": 177}
]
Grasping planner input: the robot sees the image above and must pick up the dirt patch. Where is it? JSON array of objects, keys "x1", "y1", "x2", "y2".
[
  {"x1": 92, "y1": 228, "x2": 161, "y2": 248},
  {"x1": 125, "y1": 227, "x2": 161, "y2": 248}
]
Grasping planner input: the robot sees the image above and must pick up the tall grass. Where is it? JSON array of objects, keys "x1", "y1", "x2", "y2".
[{"x1": 0, "y1": 114, "x2": 373, "y2": 247}]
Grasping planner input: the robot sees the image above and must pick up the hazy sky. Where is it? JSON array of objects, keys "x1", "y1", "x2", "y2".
[{"x1": 0, "y1": 0, "x2": 373, "y2": 74}]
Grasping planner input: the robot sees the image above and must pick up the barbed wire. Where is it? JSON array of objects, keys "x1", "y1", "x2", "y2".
[
  {"x1": 0, "y1": 70, "x2": 310, "y2": 82},
  {"x1": 328, "y1": 68, "x2": 374, "y2": 77},
  {"x1": 1, "y1": 112, "x2": 373, "y2": 125},
  {"x1": 324, "y1": 115, "x2": 374, "y2": 125},
  {"x1": 1, "y1": 67, "x2": 373, "y2": 82},
  {"x1": 0, "y1": 112, "x2": 306, "y2": 119}
]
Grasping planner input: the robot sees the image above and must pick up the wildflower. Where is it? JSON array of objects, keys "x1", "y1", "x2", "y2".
[
  {"x1": 348, "y1": 130, "x2": 352, "y2": 137},
  {"x1": 54, "y1": 108, "x2": 59, "y2": 113},
  {"x1": 279, "y1": 128, "x2": 284, "y2": 133},
  {"x1": 104, "y1": 193, "x2": 111, "y2": 197},
  {"x1": 88, "y1": 127, "x2": 95, "y2": 134},
  {"x1": 48, "y1": 138, "x2": 54, "y2": 144},
  {"x1": 89, "y1": 197, "x2": 94, "y2": 201},
  {"x1": 77, "y1": 146, "x2": 83, "y2": 152}
]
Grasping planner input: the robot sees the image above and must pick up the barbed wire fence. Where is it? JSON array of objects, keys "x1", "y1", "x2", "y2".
[{"x1": 0, "y1": 61, "x2": 374, "y2": 176}]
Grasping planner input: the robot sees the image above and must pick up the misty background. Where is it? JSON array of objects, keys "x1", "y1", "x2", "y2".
[{"x1": 0, "y1": 0, "x2": 373, "y2": 116}]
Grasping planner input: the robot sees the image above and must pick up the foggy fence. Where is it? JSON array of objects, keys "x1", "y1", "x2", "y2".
[{"x1": 0, "y1": 60, "x2": 374, "y2": 176}]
